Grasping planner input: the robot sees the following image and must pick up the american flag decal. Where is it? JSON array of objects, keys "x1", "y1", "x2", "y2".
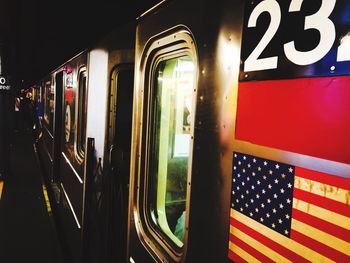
[{"x1": 228, "y1": 152, "x2": 350, "y2": 262}]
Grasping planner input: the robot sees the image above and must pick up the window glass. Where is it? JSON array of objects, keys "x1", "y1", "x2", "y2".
[
  {"x1": 149, "y1": 55, "x2": 194, "y2": 247},
  {"x1": 77, "y1": 72, "x2": 87, "y2": 155}
]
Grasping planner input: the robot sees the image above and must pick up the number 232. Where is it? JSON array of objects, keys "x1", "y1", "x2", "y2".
[{"x1": 244, "y1": 0, "x2": 349, "y2": 72}]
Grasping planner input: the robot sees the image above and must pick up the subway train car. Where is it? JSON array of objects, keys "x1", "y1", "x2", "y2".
[
  {"x1": 35, "y1": 21, "x2": 136, "y2": 263},
  {"x1": 34, "y1": 0, "x2": 350, "y2": 262}
]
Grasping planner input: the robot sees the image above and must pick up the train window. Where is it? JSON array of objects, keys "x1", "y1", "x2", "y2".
[
  {"x1": 149, "y1": 55, "x2": 194, "y2": 248},
  {"x1": 77, "y1": 70, "x2": 87, "y2": 156}
]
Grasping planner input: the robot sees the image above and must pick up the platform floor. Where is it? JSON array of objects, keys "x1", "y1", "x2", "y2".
[{"x1": 0, "y1": 129, "x2": 63, "y2": 263}]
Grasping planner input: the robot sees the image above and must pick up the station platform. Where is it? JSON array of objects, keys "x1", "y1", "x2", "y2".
[{"x1": 0, "y1": 129, "x2": 64, "y2": 263}]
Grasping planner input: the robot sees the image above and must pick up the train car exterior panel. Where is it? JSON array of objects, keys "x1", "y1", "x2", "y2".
[{"x1": 32, "y1": 1, "x2": 350, "y2": 262}]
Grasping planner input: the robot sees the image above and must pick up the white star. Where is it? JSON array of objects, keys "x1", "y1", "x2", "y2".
[
  {"x1": 247, "y1": 177, "x2": 250, "y2": 181},
  {"x1": 256, "y1": 194, "x2": 260, "y2": 199},
  {"x1": 272, "y1": 208, "x2": 277, "y2": 213},
  {"x1": 245, "y1": 190, "x2": 249, "y2": 194},
  {"x1": 260, "y1": 218, "x2": 264, "y2": 222},
  {"x1": 245, "y1": 203, "x2": 249, "y2": 207},
  {"x1": 268, "y1": 184, "x2": 272, "y2": 189},
  {"x1": 232, "y1": 190, "x2": 235, "y2": 195},
  {"x1": 250, "y1": 212, "x2": 253, "y2": 217},
  {"x1": 253, "y1": 158, "x2": 257, "y2": 163},
  {"x1": 275, "y1": 164, "x2": 280, "y2": 169},
  {"x1": 236, "y1": 199, "x2": 239, "y2": 203},
  {"x1": 285, "y1": 214, "x2": 290, "y2": 219},
  {"x1": 281, "y1": 173, "x2": 286, "y2": 179},
  {"x1": 251, "y1": 185, "x2": 255, "y2": 190},
  {"x1": 280, "y1": 188, "x2": 285, "y2": 194},
  {"x1": 266, "y1": 213, "x2": 270, "y2": 218},
  {"x1": 279, "y1": 203, "x2": 284, "y2": 209},
  {"x1": 233, "y1": 178, "x2": 236, "y2": 182},
  {"x1": 248, "y1": 164, "x2": 251, "y2": 168},
  {"x1": 257, "y1": 180, "x2": 261, "y2": 185},
  {"x1": 273, "y1": 194, "x2": 278, "y2": 199},
  {"x1": 238, "y1": 161, "x2": 241, "y2": 165},
  {"x1": 261, "y1": 203, "x2": 265, "y2": 208},
  {"x1": 250, "y1": 199, "x2": 254, "y2": 203},
  {"x1": 242, "y1": 182, "x2": 245, "y2": 186},
  {"x1": 237, "y1": 186, "x2": 240, "y2": 190},
  {"x1": 278, "y1": 219, "x2": 283, "y2": 224},
  {"x1": 286, "y1": 198, "x2": 291, "y2": 204},
  {"x1": 237, "y1": 173, "x2": 241, "y2": 178},
  {"x1": 262, "y1": 189, "x2": 266, "y2": 194},
  {"x1": 267, "y1": 199, "x2": 271, "y2": 203},
  {"x1": 269, "y1": 170, "x2": 273, "y2": 175},
  {"x1": 243, "y1": 169, "x2": 246, "y2": 173},
  {"x1": 287, "y1": 183, "x2": 292, "y2": 188},
  {"x1": 272, "y1": 223, "x2": 276, "y2": 228},
  {"x1": 263, "y1": 175, "x2": 267, "y2": 180},
  {"x1": 241, "y1": 194, "x2": 244, "y2": 199},
  {"x1": 289, "y1": 167, "x2": 293, "y2": 173},
  {"x1": 252, "y1": 172, "x2": 256, "y2": 176},
  {"x1": 258, "y1": 167, "x2": 262, "y2": 171},
  {"x1": 240, "y1": 207, "x2": 243, "y2": 212},
  {"x1": 255, "y1": 208, "x2": 259, "y2": 212},
  {"x1": 264, "y1": 161, "x2": 268, "y2": 166},
  {"x1": 274, "y1": 179, "x2": 279, "y2": 184},
  {"x1": 284, "y1": 230, "x2": 289, "y2": 235},
  {"x1": 243, "y1": 156, "x2": 247, "y2": 160},
  {"x1": 234, "y1": 153, "x2": 237, "y2": 157},
  {"x1": 233, "y1": 166, "x2": 237, "y2": 170}
]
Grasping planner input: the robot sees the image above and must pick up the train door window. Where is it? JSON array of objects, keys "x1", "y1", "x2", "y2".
[
  {"x1": 77, "y1": 70, "x2": 87, "y2": 156},
  {"x1": 148, "y1": 54, "x2": 195, "y2": 248},
  {"x1": 108, "y1": 66, "x2": 134, "y2": 148}
]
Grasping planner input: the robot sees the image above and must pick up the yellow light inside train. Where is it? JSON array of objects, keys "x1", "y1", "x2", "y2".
[{"x1": 150, "y1": 55, "x2": 195, "y2": 248}]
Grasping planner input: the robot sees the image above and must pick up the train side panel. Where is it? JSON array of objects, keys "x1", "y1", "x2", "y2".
[{"x1": 128, "y1": 0, "x2": 350, "y2": 262}]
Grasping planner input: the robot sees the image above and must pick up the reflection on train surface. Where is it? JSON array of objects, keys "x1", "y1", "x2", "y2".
[{"x1": 31, "y1": 0, "x2": 350, "y2": 262}]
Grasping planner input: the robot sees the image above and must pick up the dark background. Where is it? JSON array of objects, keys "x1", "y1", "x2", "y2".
[{"x1": 0, "y1": 0, "x2": 161, "y2": 89}]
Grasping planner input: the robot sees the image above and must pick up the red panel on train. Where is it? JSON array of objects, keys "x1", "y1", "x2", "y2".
[{"x1": 235, "y1": 76, "x2": 350, "y2": 164}]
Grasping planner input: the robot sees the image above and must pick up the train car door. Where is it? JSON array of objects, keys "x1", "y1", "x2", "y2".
[
  {"x1": 105, "y1": 65, "x2": 134, "y2": 262},
  {"x1": 128, "y1": 1, "x2": 241, "y2": 262},
  {"x1": 129, "y1": 20, "x2": 198, "y2": 261},
  {"x1": 59, "y1": 62, "x2": 88, "y2": 262}
]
